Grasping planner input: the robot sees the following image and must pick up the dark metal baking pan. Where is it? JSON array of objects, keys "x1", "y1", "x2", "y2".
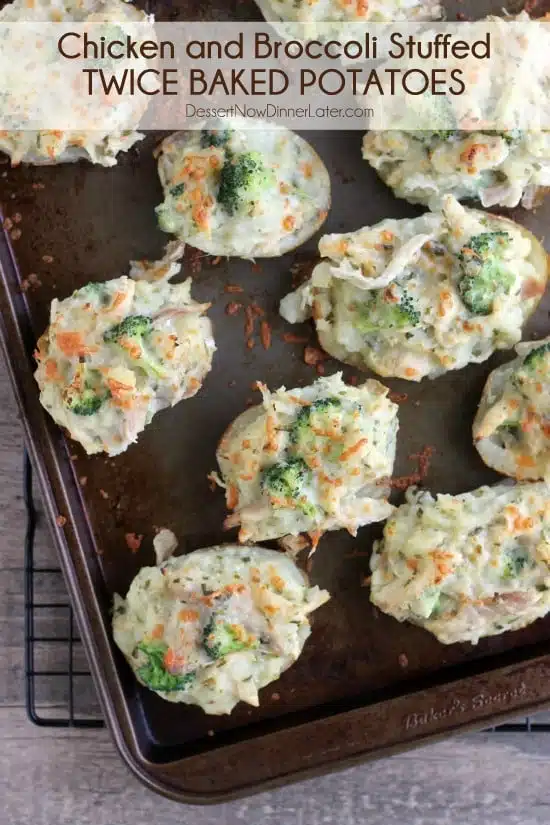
[{"x1": 2, "y1": 0, "x2": 550, "y2": 802}]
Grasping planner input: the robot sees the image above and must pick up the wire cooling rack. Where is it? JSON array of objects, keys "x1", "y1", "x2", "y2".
[{"x1": 22, "y1": 452, "x2": 550, "y2": 732}]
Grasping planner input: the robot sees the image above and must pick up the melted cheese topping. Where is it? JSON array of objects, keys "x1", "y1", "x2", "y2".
[
  {"x1": 255, "y1": 0, "x2": 441, "y2": 24},
  {"x1": 0, "y1": 0, "x2": 150, "y2": 166},
  {"x1": 280, "y1": 195, "x2": 546, "y2": 381},
  {"x1": 215, "y1": 372, "x2": 397, "y2": 544},
  {"x1": 156, "y1": 119, "x2": 331, "y2": 258},
  {"x1": 370, "y1": 482, "x2": 550, "y2": 645},
  {"x1": 35, "y1": 275, "x2": 215, "y2": 456},
  {"x1": 474, "y1": 337, "x2": 550, "y2": 482},
  {"x1": 112, "y1": 544, "x2": 330, "y2": 715},
  {"x1": 362, "y1": 130, "x2": 550, "y2": 211}
]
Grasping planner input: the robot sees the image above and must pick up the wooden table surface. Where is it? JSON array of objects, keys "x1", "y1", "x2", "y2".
[{"x1": 2, "y1": 360, "x2": 550, "y2": 824}]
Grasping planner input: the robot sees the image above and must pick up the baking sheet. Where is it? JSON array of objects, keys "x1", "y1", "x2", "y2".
[{"x1": 2, "y1": 0, "x2": 550, "y2": 802}]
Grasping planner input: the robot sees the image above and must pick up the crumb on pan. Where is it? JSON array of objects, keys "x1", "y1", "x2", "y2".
[
  {"x1": 125, "y1": 533, "x2": 143, "y2": 553},
  {"x1": 389, "y1": 391, "x2": 408, "y2": 404},
  {"x1": 304, "y1": 345, "x2": 326, "y2": 367},
  {"x1": 224, "y1": 284, "x2": 244, "y2": 294},
  {"x1": 153, "y1": 528, "x2": 178, "y2": 564},
  {"x1": 260, "y1": 320, "x2": 272, "y2": 350},
  {"x1": 225, "y1": 301, "x2": 242, "y2": 316},
  {"x1": 56, "y1": 515, "x2": 67, "y2": 527}
]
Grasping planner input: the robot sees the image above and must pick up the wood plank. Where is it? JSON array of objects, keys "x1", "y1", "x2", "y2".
[{"x1": 1, "y1": 706, "x2": 550, "y2": 824}]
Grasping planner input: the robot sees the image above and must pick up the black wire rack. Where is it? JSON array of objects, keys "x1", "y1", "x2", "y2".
[
  {"x1": 22, "y1": 452, "x2": 550, "y2": 733},
  {"x1": 24, "y1": 452, "x2": 103, "y2": 728}
]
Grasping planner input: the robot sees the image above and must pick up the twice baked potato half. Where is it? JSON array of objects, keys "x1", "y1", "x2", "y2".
[
  {"x1": 370, "y1": 482, "x2": 550, "y2": 645},
  {"x1": 474, "y1": 337, "x2": 550, "y2": 481},
  {"x1": 156, "y1": 119, "x2": 331, "y2": 259},
  {"x1": 214, "y1": 372, "x2": 398, "y2": 546},
  {"x1": 0, "y1": 0, "x2": 150, "y2": 166},
  {"x1": 113, "y1": 544, "x2": 330, "y2": 714},
  {"x1": 280, "y1": 195, "x2": 548, "y2": 381},
  {"x1": 35, "y1": 275, "x2": 215, "y2": 456},
  {"x1": 361, "y1": 14, "x2": 550, "y2": 210},
  {"x1": 362, "y1": 130, "x2": 550, "y2": 212}
]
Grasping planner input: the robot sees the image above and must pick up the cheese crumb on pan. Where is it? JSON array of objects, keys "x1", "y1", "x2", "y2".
[
  {"x1": 155, "y1": 118, "x2": 331, "y2": 259},
  {"x1": 214, "y1": 372, "x2": 398, "y2": 546},
  {"x1": 34, "y1": 275, "x2": 215, "y2": 456},
  {"x1": 112, "y1": 544, "x2": 330, "y2": 715},
  {"x1": 370, "y1": 482, "x2": 550, "y2": 645},
  {"x1": 474, "y1": 337, "x2": 550, "y2": 482},
  {"x1": 0, "y1": 0, "x2": 151, "y2": 166},
  {"x1": 280, "y1": 195, "x2": 547, "y2": 381}
]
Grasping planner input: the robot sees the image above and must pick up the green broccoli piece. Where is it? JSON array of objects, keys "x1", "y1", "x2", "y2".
[
  {"x1": 290, "y1": 398, "x2": 342, "y2": 453},
  {"x1": 497, "y1": 420, "x2": 521, "y2": 440},
  {"x1": 467, "y1": 232, "x2": 510, "y2": 257},
  {"x1": 355, "y1": 289, "x2": 421, "y2": 333},
  {"x1": 457, "y1": 231, "x2": 513, "y2": 315},
  {"x1": 502, "y1": 547, "x2": 531, "y2": 579},
  {"x1": 200, "y1": 128, "x2": 231, "y2": 149},
  {"x1": 136, "y1": 641, "x2": 195, "y2": 692},
  {"x1": 66, "y1": 386, "x2": 104, "y2": 416},
  {"x1": 202, "y1": 617, "x2": 256, "y2": 660},
  {"x1": 523, "y1": 343, "x2": 550, "y2": 370},
  {"x1": 261, "y1": 456, "x2": 310, "y2": 500},
  {"x1": 430, "y1": 130, "x2": 459, "y2": 141},
  {"x1": 261, "y1": 455, "x2": 316, "y2": 517},
  {"x1": 77, "y1": 281, "x2": 108, "y2": 299},
  {"x1": 169, "y1": 183, "x2": 185, "y2": 198},
  {"x1": 217, "y1": 151, "x2": 275, "y2": 215},
  {"x1": 103, "y1": 315, "x2": 168, "y2": 380},
  {"x1": 63, "y1": 365, "x2": 109, "y2": 417}
]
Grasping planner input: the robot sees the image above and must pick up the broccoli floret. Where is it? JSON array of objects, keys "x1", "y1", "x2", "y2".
[
  {"x1": 457, "y1": 231, "x2": 513, "y2": 315},
  {"x1": 467, "y1": 232, "x2": 510, "y2": 257},
  {"x1": 63, "y1": 365, "x2": 109, "y2": 417},
  {"x1": 200, "y1": 128, "x2": 231, "y2": 149},
  {"x1": 103, "y1": 315, "x2": 168, "y2": 380},
  {"x1": 169, "y1": 183, "x2": 185, "y2": 198},
  {"x1": 66, "y1": 386, "x2": 104, "y2": 416},
  {"x1": 355, "y1": 289, "x2": 421, "y2": 333},
  {"x1": 261, "y1": 455, "x2": 317, "y2": 517},
  {"x1": 290, "y1": 398, "x2": 342, "y2": 452},
  {"x1": 202, "y1": 617, "x2": 256, "y2": 659},
  {"x1": 497, "y1": 420, "x2": 521, "y2": 441},
  {"x1": 430, "y1": 130, "x2": 459, "y2": 141},
  {"x1": 502, "y1": 547, "x2": 531, "y2": 579},
  {"x1": 136, "y1": 641, "x2": 195, "y2": 692},
  {"x1": 217, "y1": 151, "x2": 275, "y2": 215},
  {"x1": 523, "y1": 343, "x2": 550, "y2": 370},
  {"x1": 261, "y1": 456, "x2": 310, "y2": 500}
]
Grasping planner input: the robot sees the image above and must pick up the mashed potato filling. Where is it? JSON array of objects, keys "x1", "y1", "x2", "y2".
[
  {"x1": 0, "y1": 0, "x2": 151, "y2": 165},
  {"x1": 280, "y1": 195, "x2": 546, "y2": 381},
  {"x1": 35, "y1": 275, "x2": 215, "y2": 456},
  {"x1": 370, "y1": 482, "x2": 550, "y2": 645},
  {"x1": 156, "y1": 118, "x2": 330, "y2": 258},
  {"x1": 255, "y1": 0, "x2": 441, "y2": 25},
  {"x1": 362, "y1": 130, "x2": 550, "y2": 211},
  {"x1": 215, "y1": 372, "x2": 398, "y2": 545},
  {"x1": 474, "y1": 338, "x2": 550, "y2": 482},
  {"x1": 113, "y1": 544, "x2": 330, "y2": 714}
]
